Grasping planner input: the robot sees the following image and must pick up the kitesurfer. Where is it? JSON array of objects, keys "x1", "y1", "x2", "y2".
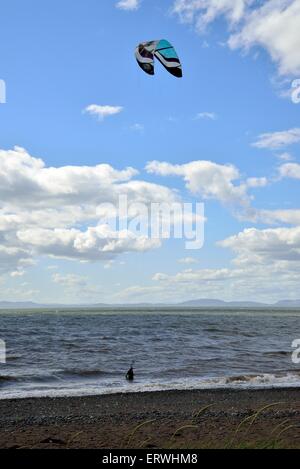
[{"x1": 126, "y1": 364, "x2": 134, "y2": 381}]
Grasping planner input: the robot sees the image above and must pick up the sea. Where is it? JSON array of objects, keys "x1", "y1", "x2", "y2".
[{"x1": 0, "y1": 308, "x2": 299, "y2": 399}]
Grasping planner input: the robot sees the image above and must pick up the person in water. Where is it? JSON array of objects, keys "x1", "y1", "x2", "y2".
[{"x1": 126, "y1": 365, "x2": 134, "y2": 381}]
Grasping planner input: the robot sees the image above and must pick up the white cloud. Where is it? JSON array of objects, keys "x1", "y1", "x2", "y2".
[
  {"x1": 52, "y1": 273, "x2": 88, "y2": 288},
  {"x1": 52, "y1": 273, "x2": 103, "y2": 299},
  {"x1": 146, "y1": 160, "x2": 272, "y2": 224},
  {"x1": 116, "y1": 0, "x2": 140, "y2": 11},
  {"x1": 17, "y1": 226, "x2": 161, "y2": 262},
  {"x1": 0, "y1": 147, "x2": 139, "y2": 210},
  {"x1": 277, "y1": 152, "x2": 294, "y2": 161},
  {"x1": 228, "y1": 0, "x2": 300, "y2": 76},
  {"x1": 172, "y1": 0, "x2": 252, "y2": 32},
  {"x1": 152, "y1": 268, "x2": 234, "y2": 284},
  {"x1": 219, "y1": 226, "x2": 300, "y2": 264},
  {"x1": 130, "y1": 123, "x2": 144, "y2": 132},
  {"x1": 246, "y1": 177, "x2": 268, "y2": 188},
  {"x1": 279, "y1": 162, "x2": 300, "y2": 179},
  {"x1": 253, "y1": 128, "x2": 300, "y2": 149},
  {"x1": 258, "y1": 209, "x2": 300, "y2": 225},
  {"x1": 0, "y1": 284, "x2": 40, "y2": 301},
  {"x1": 178, "y1": 257, "x2": 199, "y2": 264},
  {"x1": 196, "y1": 112, "x2": 217, "y2": 120},
  {"x1": 0, "y1": 245, "x2": 32, "y2": 276},
  {"x1": 117, "y1": 225, "x2": 300, "y2": 303},
  {"x1": 146, "y1": 160, "x2": 250, "y2": 207},
  {"x1": 0, "y1": 147, "x2": 177, "y2": 275},
  {"x1": 116, "y1": 262, "x2": 300, "y2": 303},
  {"x1": 173, "y1": 0, "x2": 300, "y2": 77},
  {"x1": 84, "y1": 104, "x2": 123, "y2": 121},
  {"x1": 10, "y1": 269, "x2": 25, "y2": 278}
]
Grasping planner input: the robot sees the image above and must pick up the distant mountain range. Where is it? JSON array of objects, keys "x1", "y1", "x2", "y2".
[{"x1": 0, "y1": 299, "x2": 300, "y2": 309}]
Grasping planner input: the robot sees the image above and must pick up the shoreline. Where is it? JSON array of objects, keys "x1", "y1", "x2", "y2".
[
  {"x1": 1, "y1": 383, "x2": 300, "y2": 401},
  {"x1": 1, "y1": 387, "x2": 299, "y2": 449}
]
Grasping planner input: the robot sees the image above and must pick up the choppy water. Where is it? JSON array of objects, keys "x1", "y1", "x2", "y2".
[{"x1": 0, "y1": 308, "x2": 300, "y2": 399}]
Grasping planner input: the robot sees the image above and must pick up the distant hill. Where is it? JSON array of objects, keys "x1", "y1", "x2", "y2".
[
  {"x1": 179, "y1": 299, "x2": 300, "y2": 308},
  {"x1": 0, "y1": 298, "x2": 300, "y2": 310},
  {"x1": 0, "y1": 301, "x2": 107, "y2": 309},
  {"x1": 0, "y1": 299, "x2": 300, "y2": 310},
  {"x1": 0, "y1": 301, "x2": 48, "y2": 309},
  {"x1": 275, "y1": 300, "x2": 300, "y2": 308},
  {"x1": 178, "y1": 299, "x2": 267, "y2": 308}
]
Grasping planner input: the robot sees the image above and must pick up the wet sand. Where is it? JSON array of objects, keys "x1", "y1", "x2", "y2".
[{"x1": 0, "y1": 388, "x2": 299, "y2": 449}]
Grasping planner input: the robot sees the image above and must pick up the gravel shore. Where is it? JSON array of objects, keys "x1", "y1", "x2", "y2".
[{"x1": 0, "y1": 388, "x2": 299, "y2": 449}]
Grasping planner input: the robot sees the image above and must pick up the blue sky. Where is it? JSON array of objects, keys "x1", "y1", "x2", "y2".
[{"x1": 0, "y1": 0, "x2": 300, "y2": 304}]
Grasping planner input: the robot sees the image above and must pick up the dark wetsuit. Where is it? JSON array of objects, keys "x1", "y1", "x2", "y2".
[{"x1": 126, "y1": 367, "x2": 134, "y2": 381}]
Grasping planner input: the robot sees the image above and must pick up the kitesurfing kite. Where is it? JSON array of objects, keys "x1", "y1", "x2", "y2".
[{"x1": 135, "y1": 39, "x2": 182, "y2": 78}]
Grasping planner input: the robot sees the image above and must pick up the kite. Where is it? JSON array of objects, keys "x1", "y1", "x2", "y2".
[{"x1": 135, "y1": 39, "x2": 182, "y2": 78}]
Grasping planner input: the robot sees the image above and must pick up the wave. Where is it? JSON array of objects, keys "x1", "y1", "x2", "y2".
[
  {"x1": 6, "y1": 354, "x2": 23, "y2": 361},
  {"x1": 225, "y1": 374, "x2": 264, "y2": 384},
  {"x1": 224, "y1": 371, "x2": 300, "y2": 386},
  {"x1": 1, "y1": 370, "x2": 300, "y2": 400},
  {"x1": 58, "y1": 369, "x2": 116, "y2": 379},
  {"x1": 264, "y1": 351, "x2": 291, "y2": 357},
  {"x1": 0, "y1": 375, "x2": 16, "y2": 383}
]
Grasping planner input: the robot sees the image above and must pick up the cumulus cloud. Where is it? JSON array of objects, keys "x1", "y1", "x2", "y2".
[
  {"x1": 84, "y1": 104, "x2": 123, "y2": 121},
  {"x1": 52, "y1": 273, "x2": 88, "y2": 288},
  {"x1": 173, "y1": 0, "x2": 252, "y2": 32},
  {"x1": 173, "y1": 0, "x2": 300, "y2": 76},
  {"x1": 0, "y1": 245, "x2": 32, "y2": 276},
  {"x1": 240, "y1": 205, "x2": 300, "y2": 226},
  {"x1": 116, "y1": 262, "x2": 300, "y2": 303},
  {"x1": 117, "y1": 225, "x2": 300, "y2": 303},
  {"x1": 277, "y1": 152, "x2": 294, "y2": 162},
  {"x1": 46, "y1": 265, "x2": 58, "y2": 270},
  {"x1": 257, "y1": 209, "x2": 300, "y2": 225},
  {"x1": 0, "y1": 147, "x2": 140, "y2": 210},
  {"x1": 219, "y1": 226, "x2": 300, "y2": 264},
  {"x1": 17, "y1": 226, "x2": 160, "y2": 261},
  {"x1": 116, "y1": 0, "x2": 140, "y2": 11},
  {"x1": 195, "y1": 112, "x2": 217, "y2": 120},
  {"x1": 0, "y1": 284, "x2": 40, "y2": 301},
  {"x1": 0, "y1": 147, "x2": 177, "y2": 275},
  {"x1": 279, "y1": 162, "x2": 300, "y2": 179},
  {"x1": 246, "y1": 177, "x2": 268, "y2": 188},
  {"x1": 146, "y1": 160, "x2": 251, "y2": 207},
  {"x1": 52, "y1": 273, "x2": 104, "y2": 299},
  {"x1": 10, "y1": 270, "x2": 25, "y2": 278},
  {"x1": 228, "y1": 0, "x2": 300, "y2": 76},
  {"x1": 145, "y1": 160, "x2": 275, "y2": 225},
  {"x1": 253, "y1": 128, "x2": 300, "y2": 149},
  {"x1": 178, "y1": 257, "x2": 199, "y2": 264}
]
